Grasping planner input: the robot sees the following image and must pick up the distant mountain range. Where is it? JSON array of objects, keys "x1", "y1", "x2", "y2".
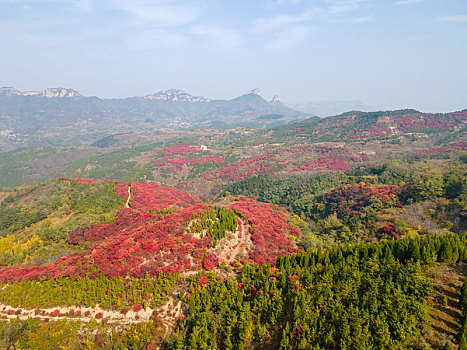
[
  {"x1": 0, "y1": 87, "x2": 308, "y2": 151},
  {"x1": 287, "y1": 100, "x2": 372, "y2": 117}
]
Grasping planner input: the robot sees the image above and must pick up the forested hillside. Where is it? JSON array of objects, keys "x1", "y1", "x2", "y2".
[
  {"x1": 0, "y1": 152, "x2": 465, "y2": 348},
  {"x1": 0, "y1": 108, "x2": 465, "y2": 349},
  {"x1": 0, "y1": 108, "x2": 465, "y2": 190}
]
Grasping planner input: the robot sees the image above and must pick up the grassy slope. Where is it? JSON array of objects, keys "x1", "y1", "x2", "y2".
[
  {"x1": 0, "y1": 179, "x2": 124, "y2": 268},
  {"x1": 0, "y1": 146, "x2": 108, "y2": 189}
]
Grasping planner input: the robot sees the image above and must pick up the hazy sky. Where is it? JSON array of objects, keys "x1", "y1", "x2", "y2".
[{"x1": 1, "y1": 0, "x2": 466, "y2": 112}]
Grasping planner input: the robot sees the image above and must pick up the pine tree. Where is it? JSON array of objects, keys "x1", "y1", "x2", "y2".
[
  {"x1": 444, "y1": 341, "x2": 453, "y2": 350},
  {"x1": 280, "y1": 322, "x2": 291, "y2": 350}
]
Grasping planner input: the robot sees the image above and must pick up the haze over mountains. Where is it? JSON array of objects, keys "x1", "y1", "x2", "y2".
[
  {"x1": 0, "y1": 86, "x2": 308, "y2": 152},
  {"x1": 287, "y1": 100, "x2": 372, "y2": 117}
]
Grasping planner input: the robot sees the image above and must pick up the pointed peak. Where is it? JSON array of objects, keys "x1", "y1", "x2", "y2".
[{"x1": 270, "y1": 95, "x2": 280, "y2": 103}]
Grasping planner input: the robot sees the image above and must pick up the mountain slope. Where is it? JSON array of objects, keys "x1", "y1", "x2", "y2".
[
  {"x1": 275, "y1": 109, "x2": 467, "y2": 142},
  {"x1": 0, "y1": 178, "x2": 298, "y2": 282},
  {"x1": 0, "y1": 156, "x2": 466, "y2": 349}
]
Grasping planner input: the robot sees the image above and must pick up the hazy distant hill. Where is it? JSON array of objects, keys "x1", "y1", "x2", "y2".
[
  {"x1": 0, "y1": 87, "x2": 307, "y2": 151},
  {"x1": 287, "y1": 100, "x2": 371, "y2": 117},
  {"x1": 275, "y1": 109, "x2": 467, "y2": 143}
]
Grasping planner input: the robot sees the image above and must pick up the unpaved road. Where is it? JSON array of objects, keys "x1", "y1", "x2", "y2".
[
  {"x1": 125, "y1": 185, "x2": 132, "y2": 208},
  {"x1": 0, "y1": 303, "x2": 155, "y2": 326}
]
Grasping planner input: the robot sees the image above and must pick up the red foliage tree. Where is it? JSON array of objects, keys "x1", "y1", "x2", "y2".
[
  {"x1": 201, "y1": 254, "x2": 219, "y2": 271},
  {"x1": 230, "y1": 197, "x2": 299, "y2": 265}
]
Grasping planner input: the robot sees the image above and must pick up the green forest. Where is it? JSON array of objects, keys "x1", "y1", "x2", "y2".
[
  {"x1": 224, "y1": 160, "x2": 466, "y2": 250},
  {"x1": 0, "y1": 146, "x2": 465, "y2": 349}
]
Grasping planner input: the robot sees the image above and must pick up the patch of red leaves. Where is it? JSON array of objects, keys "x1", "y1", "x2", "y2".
[
  {"x1": 230, "y1": 197, "x2": 299, "y2": 265},
  {"x1": 162, "y1": 143, "x2": 202, "y2": 157},
  {"x1": 294, "y1": 146, "x2": 367, "y2": 172},
  {"x1": 201, "y1": 153, "x2": 277, "y2": 182},
  {"x1": 394, "y1": 112, "x2": 466, "y2": 132},
  {"x1": 0, "y1": 182, "x2": 212, "y2": 282},
  {"x1": 114, "y1": 181, "x2": 200, "y2": 211},
  {"x1": 418, "y1": 142, "x2": 467, "y2": 155},
  {"x1": 198, "y1": 275, "x2": 209, "y2": 285},
  {"x1": 352, "y1": 124, "x2": 393, "y2": 139},
  {"x1": 0, "y1": 181, "x2": 303, "y2": 282},
  {"x1": 381, "y1": 224, "x2": 399, "y2": 240},
  {"x1": 201, "y1": 254, "x2": 219, "y2": 271},
  {"x1": 320, "y1": 183, "x2": 403, "y2": 218},
  {"x1": 153, "y1": 143, "x2": 222, "y2": 171}
]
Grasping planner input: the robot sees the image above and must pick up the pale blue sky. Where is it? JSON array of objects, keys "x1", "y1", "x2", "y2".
[{"x1": 1, "y1": 0, "x2": 466, "y2": 112}]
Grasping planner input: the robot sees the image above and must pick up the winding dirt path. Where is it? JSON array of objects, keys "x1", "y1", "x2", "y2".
[
  {"x1": 0, "y1": 303, "x2": 155, "y2": 326},
  {"x1": 125, "y1": 184, "x2": 132, "y2": 208},
  {"x1": 180, "y1": 216, "x2": 252, "y2": 279},
  {"x1": 156, "y1": 295, "x2": 185, "y2": 339}
]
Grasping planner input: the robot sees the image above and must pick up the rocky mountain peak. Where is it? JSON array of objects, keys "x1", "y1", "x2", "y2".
[
  {"x1": 42, "y1": 88, "x2": 81, "y2": 98},
  {"x1": 142, "y1": 89, "x2": 210, "y2": 102},
  {"x1": 248, "y1": 88, "x2": 261, "y2": 95},
  {"x1": 1, "y1": 87, "x2": 81, "y2": 98},
  {"x1": 270, "y1": 95, "x2": 280, "y2": 103},
  {"x1": 0, "y1": 87, "x2": 21, "y2": 96}
]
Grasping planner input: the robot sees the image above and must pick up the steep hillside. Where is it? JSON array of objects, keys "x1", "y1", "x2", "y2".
[
  {"x1": 0, "y1": 179, "x2": 125, "y2": 266},
  {"x1": 0, "y1": 178, "x2": 298, "y2": 282},
  {"x1": 0, "y1": 154, "x2": 466, "y2": 348}
]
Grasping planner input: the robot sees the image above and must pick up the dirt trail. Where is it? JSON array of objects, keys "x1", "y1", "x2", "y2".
[
  {"x1": 0, "y1": 192, "x2": 9, "y2": 205},
  {"x1": 180, "y1": 217, "x2": 252, "y2": 279},
  {"x1": 125, "y1": 185, "x2": 132, "y2": 208},
  {"x1": 214, "y1": 219, "x2": 252, "y2": 264},
  {"x1": 156, "y1": 295, "x2": 185, "y2": 339},
  {"x1": 0, "y1": 303, "x2": 155, "y2": 326}
]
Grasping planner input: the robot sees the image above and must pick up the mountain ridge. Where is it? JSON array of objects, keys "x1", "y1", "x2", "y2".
[
  {"x1": 275, "y1": 108, "x2": 467, "y2": 141},
  {"x1": 0, "y1": 87, "x2": 81, "y2": 98},
  {"x1": 0, "y1": 86, "x2": 308, "y2": 151},
  {"x1": 0, "y1": 86, "x2": 284, "y2": 104}
]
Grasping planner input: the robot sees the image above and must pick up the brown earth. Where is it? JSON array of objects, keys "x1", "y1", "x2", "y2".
[
  {"x1": 0, "y1": 192, "x2": 10, "y2": 204},
  {"x1": 411, "y1": 263, "x2": 467, "y2": 349}
]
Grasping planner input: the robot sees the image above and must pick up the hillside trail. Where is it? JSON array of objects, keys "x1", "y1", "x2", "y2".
[
  {"x1": 215, "y1": 218, "x2": 252, "y2": 265},
  {"x1": 125, "y1": 185, "x2": 132, "y2": 208},
  {"x1": 156, "y1": 295, "x2": 184, "y2": 340},
  {"x1": 180, "y1": 217, "x2": 252, "y2": 279},
  {"x1": 0, "y1": 209, "x2": 253, "y2": 346},
  {"x1": 0, "y1": 303, "x2": 155, "y2": 327}
]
